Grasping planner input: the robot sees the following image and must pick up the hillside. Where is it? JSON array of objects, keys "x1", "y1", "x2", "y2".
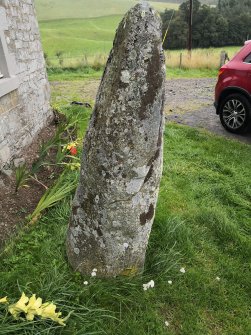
[
  {"x1": 34, "y1": 0, "x2": 179, "y2": 21},
  {"x1": 39, "y1": 16, "x2": 121, "y2": 57}
]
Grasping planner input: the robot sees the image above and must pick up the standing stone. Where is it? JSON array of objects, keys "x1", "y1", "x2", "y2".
[{"x1": 66, "y1": 2, "x2": 166, "y2": 277}]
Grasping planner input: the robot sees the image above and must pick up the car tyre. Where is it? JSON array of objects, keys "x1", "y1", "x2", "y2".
[{"x1": 219, "y1": 93, "x2": 251, "y2": 134}]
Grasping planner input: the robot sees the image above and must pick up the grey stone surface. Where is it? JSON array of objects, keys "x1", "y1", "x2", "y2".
[
  {"x1": 0, "y1": 0, "x2": 52, "y2": 170},
  {"x1": 1, "y1": 168, "x2": 12, "y2": 177},
  {"x1": 13, "y1": 157, "x2": 25, "y2": 167},
  {"x1": 67, "y1": 2, "x2": 166, "y2": 277}
]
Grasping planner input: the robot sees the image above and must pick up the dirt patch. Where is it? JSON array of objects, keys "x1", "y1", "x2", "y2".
[
  {"x1": 0, "y1": 122, "x2": 63, "y2": 250},
  {"x1": 51, "y1": 80, "x2": 99, "y2": 105}
]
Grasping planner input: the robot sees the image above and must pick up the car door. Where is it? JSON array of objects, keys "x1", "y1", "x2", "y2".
[{"x1": 242, "y1": 52, "x2": 251, "y2": 94}]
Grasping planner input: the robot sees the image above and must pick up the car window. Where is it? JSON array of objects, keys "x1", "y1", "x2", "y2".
[{"x1": 244, "y1": 53, "x2": 251, "y2": 63}]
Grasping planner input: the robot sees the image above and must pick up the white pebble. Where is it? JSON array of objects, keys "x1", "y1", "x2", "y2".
[{"x1": 143, "y1": 280, "x2": 155, "y2": 291}]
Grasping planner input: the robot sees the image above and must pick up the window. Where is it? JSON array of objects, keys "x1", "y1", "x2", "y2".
[
  {"x1": 0, "y1": 33, "x2": 10, "y2": 79},
  {"x1": 0, "y1": 7, "x2": 18, "y2": 98},
  {"x1": 244, "y1": 53, "x2": 251, "y2": 64}
]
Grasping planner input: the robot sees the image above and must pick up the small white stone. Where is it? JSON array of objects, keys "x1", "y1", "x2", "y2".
[
  {"x1": 143, "y1": 280, "x2": 155, "y2": 291},
  {"x1": 216, "y1": 276, "x2": 220, "y2": 281},
  {"x1": 84, "y1": 281, "x2": 88, "y2": 285},
  {"x1": 91, "y1": 271, "x2": 97, "y2": 277},
  {"x1": 149, "y1": 280, "x2": 155, "y2": 288},
  {"x1": 180, "y1": 267, "x2": 186, "y2": 273},
  {"x1": 92, "y1": 268, "x2": 97, "y2": 272},
  {"x1": 164, "y1": 321, "x2": 170, "y2": 327},
  {"x1": 168, "y1": 280, "x2": 172, "y2": 285}
]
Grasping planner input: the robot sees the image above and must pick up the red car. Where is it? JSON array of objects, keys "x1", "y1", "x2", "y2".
[{"x1": 215, "y1": 40, "x2": 251, "y2": 133}]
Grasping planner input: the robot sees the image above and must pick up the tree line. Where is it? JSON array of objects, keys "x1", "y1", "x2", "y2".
[
  {"x1": 161, "y1": 0, "x2": 251, "y2": 49},
  {"x1": 151, "y1": 0, "x2": 218, "y2": 4}
]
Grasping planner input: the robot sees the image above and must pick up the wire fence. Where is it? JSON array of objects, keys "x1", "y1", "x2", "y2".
[{"x1": 45, "y1": 50, "x2": 230, "y2": 70}]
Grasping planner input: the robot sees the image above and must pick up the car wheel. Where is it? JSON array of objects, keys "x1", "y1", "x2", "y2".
[{"x1": 219, "y1": 93, "x2": 251, "y2": 134}]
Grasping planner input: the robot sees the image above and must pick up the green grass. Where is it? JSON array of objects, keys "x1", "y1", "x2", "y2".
[
  {"x1": 39, "y1": 16, "x2": 121, "y2": 57},
  {"x1": 0, "y1": 102, "x2": 250, "y2": 333},
  {"x1": 48, "y1": 67, "x2": 103, "y2": 81},
  {"x1": 47, "y1": 67, "x2": 217, "y2": 83},
  {"x1": 35, "y1": 0, "x2": 178, "y2": 20},
  {"x1": 35, "y1": 0, "x2": 136, "y2": 20},
  {"x1": 39, "y1": 14, "x2": 242, "y2": 71}
]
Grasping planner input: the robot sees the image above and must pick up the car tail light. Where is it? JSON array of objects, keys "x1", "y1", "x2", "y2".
[{"x1": 218, "y1": 68, "x2": 226, "y2": 77}]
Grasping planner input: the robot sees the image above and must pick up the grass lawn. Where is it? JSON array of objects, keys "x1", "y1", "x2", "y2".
[
  {"x1": 47, "y1": 68, "x2": 218, "y2": 84},
  {"x1": 34, "y1": 0, "x2": 178, "y2": 21},
  {"x1": 0, "y1": 98, "x2": 250, "y2": 333},
  {"x1": 39, "y1": 16, "x2": 121, "y2": 57}
]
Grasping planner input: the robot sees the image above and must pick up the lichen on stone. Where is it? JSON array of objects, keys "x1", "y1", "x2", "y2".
[{"x1": 66, "y1": 2, "x2": 166, "y2": 277}]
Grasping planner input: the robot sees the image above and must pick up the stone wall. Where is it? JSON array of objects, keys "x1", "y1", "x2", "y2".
[{"x1": 0, "y1": 0, "x2": 52, "y2": 170}]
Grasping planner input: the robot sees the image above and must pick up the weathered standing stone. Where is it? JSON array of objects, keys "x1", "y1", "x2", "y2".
[{"x1": 66, "y1": 2, "x2": 166, "y2": 277}]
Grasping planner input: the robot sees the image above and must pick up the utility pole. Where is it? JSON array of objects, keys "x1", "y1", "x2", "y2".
[{"x1": 188, "y1": 0, "x2": 193, "y2": 57}]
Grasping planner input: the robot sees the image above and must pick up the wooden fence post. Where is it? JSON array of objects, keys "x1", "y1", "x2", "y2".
[
  {"x1": 179, "y1": 53, "x2": 183, "y2": 69},
  {"x1": 219, "y1": 50, "x2": 229, "y2": 68}
]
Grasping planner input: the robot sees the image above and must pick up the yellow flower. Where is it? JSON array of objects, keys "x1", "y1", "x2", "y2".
[
  {"x1": 40, "y1": 302, "x2": 67, "y2": 326},
  {"x1": 0, "y1": 296, "x2": 8, "y2": 303},
  {"x1": 25, "y1": 294, "x2": 43, "y2": 321},
  {"x1": 66, "y1": 142, "x2": 77, "y2": 150},
  {"x1": 7, "y1": 293, "x2": 70, "y2": 326},
  {"x1": 8, "y1": 292, "x2": 29, "y2": 319}
]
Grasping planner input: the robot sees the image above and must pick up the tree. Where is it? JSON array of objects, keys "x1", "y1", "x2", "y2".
[{"x1": 160, "y1": 0, "x2": 251, "y2": 49}]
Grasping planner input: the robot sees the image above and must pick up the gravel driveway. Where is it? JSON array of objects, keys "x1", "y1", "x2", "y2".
[
  {"x1": 51, "y1": 78, "x2": 251, "y2": 144},
  {"x1": 165, "y1": 78, "x2": 251, "y2": 145}
]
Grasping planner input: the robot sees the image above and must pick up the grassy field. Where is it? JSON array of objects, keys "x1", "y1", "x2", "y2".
[
  {"x1": 0, "y1": 97, "x2": 250, "y2": 333},
  {"x1": 35, "y1": 0, "x2": 178, "y2": 20},
  {"x1": 47, "y1": 68, "x2": 219, "y2": 87},
  {"x1": 39, "y1": 16, "x2": 121, "y2": 58},
  {"x1": 36, "y1": 0, "x2": 241, "y2": 72},
  {"x1": 39, "y1": 14, "x2": 241, "y2": 71},
  {"x1": 165, "y1": 46, "x2": 241, "y2": 69}
]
